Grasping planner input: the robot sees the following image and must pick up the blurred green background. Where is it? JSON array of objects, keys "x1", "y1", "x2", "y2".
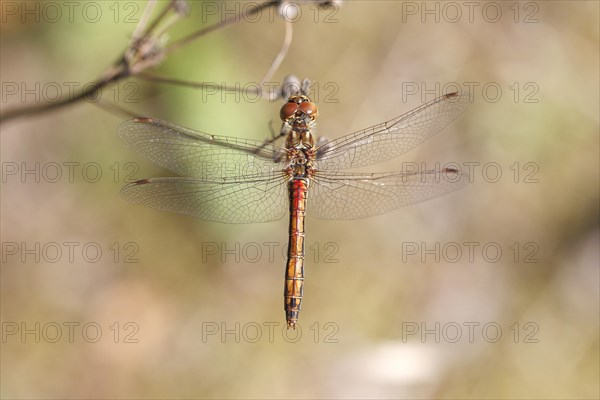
[{"x1": 1, "y1": 1, "x2": 598, "y2": 399}]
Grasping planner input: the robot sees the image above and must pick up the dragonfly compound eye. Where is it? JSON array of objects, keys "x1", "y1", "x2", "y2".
[
  {"x1": 299, "y1": 101, "x2": 318, "y2": 119},
  {"x1": 280, "y1": 101, "x2": 300, "y2": 121}
]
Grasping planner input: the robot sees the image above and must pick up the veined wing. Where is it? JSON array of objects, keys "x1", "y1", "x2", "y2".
[
  {"x1": 315, "y1": 91, "x2": 471, "y2": 170},
  {"x1": 118, "y1": 118, "x2": 285, "y2": 179},
  {"x1": 120, "y1": 174, "x2": 288, "y2": 224},
  {"x1": 309, "y1": 169, "x2": 469, "y2": 220}
]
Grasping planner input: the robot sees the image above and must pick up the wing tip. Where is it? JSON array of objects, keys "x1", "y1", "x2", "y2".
[{"x1": 117, "y1": 117, "x2": 156, "y2": 141}]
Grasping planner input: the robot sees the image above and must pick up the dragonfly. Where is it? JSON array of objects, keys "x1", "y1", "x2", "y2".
[{"x1": 118, "y1": 90, "x2": 471, "y2": 328}]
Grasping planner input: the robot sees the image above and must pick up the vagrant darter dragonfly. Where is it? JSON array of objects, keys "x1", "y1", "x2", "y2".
[{"x1": 118, "y1": 90, "x2": 471, "y2": 328}]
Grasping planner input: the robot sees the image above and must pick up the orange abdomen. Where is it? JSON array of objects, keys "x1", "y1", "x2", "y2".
[{"x1": 284, "y1": 178, "x2": 309, "y2": 328}]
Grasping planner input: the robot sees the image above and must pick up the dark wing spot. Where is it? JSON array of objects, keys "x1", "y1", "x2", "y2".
[
  {"x1": 133, "y1": 117, "x2": 154, "y2": 123},
  {"x1": 442, "y1": 168, "x2": 459, "y2": 173},
  {"x1": 443, "y1": 92, "x2": 459, "y2": 99}
]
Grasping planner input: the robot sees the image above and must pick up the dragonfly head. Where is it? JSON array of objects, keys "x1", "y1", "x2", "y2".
[
  {"x1": 280, "y1": 95, "x2": 319, "y2": 126},
  {"x1": 281, "y1": 95, "x2": 318, "y2": 150}
]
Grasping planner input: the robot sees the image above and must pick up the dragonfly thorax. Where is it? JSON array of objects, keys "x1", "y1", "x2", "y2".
[
  {"x1": 286, "y1": 144, "x2": 316, "y2": 178},
  {"x1": 286, "y1": 129, "x2": 315, "y2": 150}
]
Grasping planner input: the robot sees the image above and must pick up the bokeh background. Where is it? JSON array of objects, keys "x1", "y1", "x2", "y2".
[{"x1": 1, "y1": 1, "x2": 598, "y2": 399}]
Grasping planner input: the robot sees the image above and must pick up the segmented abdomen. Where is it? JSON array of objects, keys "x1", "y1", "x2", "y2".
[{"x1": 284, "y1": 178, "x2": 309, "y2": 329}]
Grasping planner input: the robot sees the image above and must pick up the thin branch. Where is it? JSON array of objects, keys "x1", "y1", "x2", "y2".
[
  {"x1": 0, "y1": 62, "x2": 129, "y2": 123},
  {"x1": 139, "y1": 15, "x2": 294, "y2": 101},
  {"x1": 0, "y1": 0, "x2": 283, "y2": 125},
  {"x1": 93, "y1": 99, "x2": 144, "y2": 120},
  {"x1": 137, "y1": 72, "x2": 253, "y2": 92},
  {"x1": 165, "y1": 0, "x2": 280, "y2": 54},
  {"x1": 260, "y1": 19, "x2": 293, "y2": 85},
  {"x1": 131, "y1": 0, "x2": 159, "y2": 42},
  {"x1": 155, "y1": 1, "x2": 191, "y2": 38}
]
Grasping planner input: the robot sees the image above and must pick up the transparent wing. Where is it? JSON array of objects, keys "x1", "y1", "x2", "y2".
[
  {"x1": 309, "y1": 169, "x2": 469, "y2": 220},
  {"x1": 118, "y1": 118, "x2": 285, "y2": 179},
  {"x1": 120, "y1": 175, "x2": 288, "y2": 224},
  {"x1": 315, "y1": 91, "x2": 471, "y2": 170}
]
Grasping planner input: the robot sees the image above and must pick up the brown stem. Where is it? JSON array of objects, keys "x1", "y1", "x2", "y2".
[
  {"x1": 0, "y1": 0, "x2": 282, "y2": 125},
  {"x1": 165, "y1": 0, "x2": 280, "y2": 54},
  {"x1": 137, "y1": 72, "x2": 267, "y2": 97},
  {"x1": 92, "y1": 99, "x2": 144, "y2": 120},
  {"x1": 0, "y1": 60, "x2": 130, "y2": 125}
]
